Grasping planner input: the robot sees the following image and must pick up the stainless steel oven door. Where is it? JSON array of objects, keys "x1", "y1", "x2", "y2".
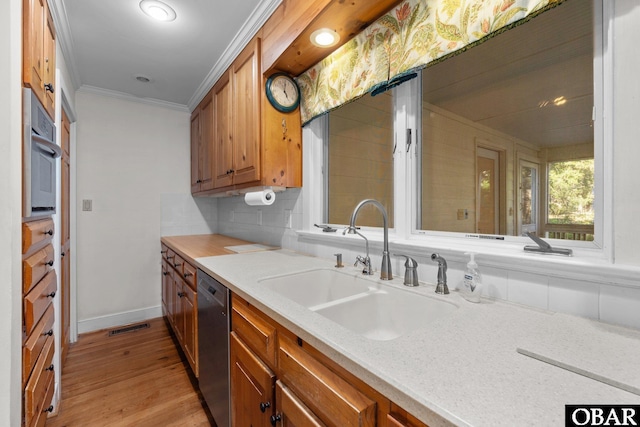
[{"x1": 23, "y1": 88, "x2": 61, "y2": 218}]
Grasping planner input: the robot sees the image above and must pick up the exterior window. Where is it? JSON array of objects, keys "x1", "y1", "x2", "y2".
[{"x1": 326, "y1": 92, "x2": 394, "y2": 228}]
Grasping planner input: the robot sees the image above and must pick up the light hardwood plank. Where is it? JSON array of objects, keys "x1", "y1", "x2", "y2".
[{"x1": 47, "y1": 317, "x2": 212, "y2": 427}]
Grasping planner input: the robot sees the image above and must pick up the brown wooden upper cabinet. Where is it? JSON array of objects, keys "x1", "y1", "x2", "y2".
[
  {"x1": 191, "y1": 92, "x2": 215, "y2": 193},
  {"x1": 23, "y1": 0, "x2": 56, "y2": 120},
  {"x1": 191, "y1": 36, "x2": 302, "y2": 196}
]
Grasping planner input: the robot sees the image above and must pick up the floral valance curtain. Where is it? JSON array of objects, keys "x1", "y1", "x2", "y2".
[{"x1": 297, "y1": 0, "x2": 564, "y2": 125}]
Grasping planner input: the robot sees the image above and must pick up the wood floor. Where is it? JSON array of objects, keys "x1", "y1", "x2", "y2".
[{"x1": 47, "y1": 317, "x2": 213, "y2": 427}]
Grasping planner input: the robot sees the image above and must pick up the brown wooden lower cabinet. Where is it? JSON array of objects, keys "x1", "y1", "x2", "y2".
[
  {"x1": 230, "y1": 293, "x2": 428, "y2": 427},
  {"x1": 230, "y1": 332, "x2": 275, "y2": 427},
  {"x1": 160, "y1": 248, "x2": 198, "y2": 377}
]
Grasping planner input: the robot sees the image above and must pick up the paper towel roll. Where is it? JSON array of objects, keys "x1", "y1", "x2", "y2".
[{"x1": 244, "y1": 189, "x2": 276, "y2": 206}]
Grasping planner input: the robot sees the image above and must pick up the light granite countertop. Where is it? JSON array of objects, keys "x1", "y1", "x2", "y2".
[{"x1": 195, "y1": 249, "x2": 640, "y2": 426}]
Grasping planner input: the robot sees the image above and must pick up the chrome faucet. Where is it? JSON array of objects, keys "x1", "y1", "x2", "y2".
[
  {"x1": 524, "y1": 232, "x2": 573, "y2": 256},
  {"x1": 343, "y1": 227, "x2": 373, "y2": 275},
  {"x1": 345, "y1": 199, "x2": 392, "y2": 280},
  {"x1": 430, "y1": 253, "x2": 449, "y2": 294}
]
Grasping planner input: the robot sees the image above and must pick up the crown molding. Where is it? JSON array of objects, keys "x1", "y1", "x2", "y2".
[
  {"x1": 187, "y1": 0, "x2": 282, "y2": 112},
  {"x1": 78, "y1": 85, "x2": 190, "y2": 113},
  {"x1": 49, "y1": 0, "x2": 82, "y2": 90}
]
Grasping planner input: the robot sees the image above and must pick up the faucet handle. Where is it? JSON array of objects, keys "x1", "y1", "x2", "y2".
[{"x1": 393, "y1": 254, "x2": 419, "y2": 287}]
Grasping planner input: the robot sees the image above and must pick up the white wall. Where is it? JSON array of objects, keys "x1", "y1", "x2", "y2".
[
  {"x1": 75, "y1": 91, "x2": 190, "y2": 332},
  {"x1": 0, "y1": 0, "x2": 24, "y2": 424},
  {"x1": 612, "y1": 1, "x2": 640, "y2": 264}
]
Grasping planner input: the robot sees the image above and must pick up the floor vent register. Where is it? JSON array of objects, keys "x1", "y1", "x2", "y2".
[{"x1": 108, "y1": 322, "x2": 150, "y2": 337}]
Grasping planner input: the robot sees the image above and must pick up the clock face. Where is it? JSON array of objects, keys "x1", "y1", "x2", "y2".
[{"x1": 267, "y1": 74, "x2": 299, "y2": 112}]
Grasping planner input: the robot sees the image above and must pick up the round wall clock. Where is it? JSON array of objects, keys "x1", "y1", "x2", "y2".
[{"x1": 265, "y1": 73, "x2": 300, "y2": 113}]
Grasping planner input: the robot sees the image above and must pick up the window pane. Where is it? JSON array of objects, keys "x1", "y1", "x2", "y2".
[
  {"x1": 327, "y1": 92, "x2": 394, "y2": 227},
  {"x1": 548, "y1": 159, "x2": 594, "y2": 224},
  {"x1": 419, "y1": 0, "x2": 595, "y2": 237}
]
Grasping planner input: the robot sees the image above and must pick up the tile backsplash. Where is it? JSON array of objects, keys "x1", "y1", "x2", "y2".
[{"x1": 161, "y1": 193, "x2": 218, "y2": 236}]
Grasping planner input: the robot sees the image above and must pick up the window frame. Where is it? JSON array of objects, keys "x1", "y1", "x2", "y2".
[{"x1": 302, "y1": 0, "x2": 612, "y2": 263}]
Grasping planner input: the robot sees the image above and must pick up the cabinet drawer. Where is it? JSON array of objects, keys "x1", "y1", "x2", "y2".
[
  {"x1": 231, "y1": 295, "x2": 277, "y2": 368},
  {"x1": 24, "y1": 330, "x2": 55, "y2": 427},
  {"x1": 182, "y1": 261, "x2": 196, "y2": 288},
  {"x1": 161, "y1": 244, "x2": 169, "y2": 260},
  {"x1": 166, "y1": 248, "x2": 176, "y2": 266},
  {"x1": 23, "y1": 304, "x2": 54, "y2": 386},
  {"x1": 278, "y1": 336, "x2": 376, "y2": 427},
  {"x1": 23, "y1": 244, "x2": 55, "y2": 294},
  {"x1": 172, "y1": 254, "x2": 185, "y2": 276},
  {"x1": 275, "y1": 380, "x2": 325, "y2": 426},
  {"x1": 22, "y1": 219, "x2": 54, "y2": 254},
  {"x1": 29, "y1": 372, "x2": 55, "y2": 427},
  {"x1": 24, "y1": 270, "x2": 57, "y2": 336}
]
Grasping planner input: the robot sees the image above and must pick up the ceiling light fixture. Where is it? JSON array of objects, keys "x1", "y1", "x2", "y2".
[
  {"x1": 139, "y1": 0, "x2": 176, "y2": 22},
  {"x1": 310, "y1": 28, "x2": 340, "y2": 48},
  {"x1": 135, "y1": 74, "x2": 152, "y2": 83}
]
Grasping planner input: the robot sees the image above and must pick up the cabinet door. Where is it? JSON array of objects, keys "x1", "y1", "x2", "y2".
[
  {"x1": 43, "y1": 3, "x2": 56, "y2": 118},
  {"x1": 198, "y1": 94, "x2": 214, "y2": 192},
  {"x1": 272, "y1": 380, "x2": 325, "y2": 427},
  {"x1": 173, "y1": 273, "x2": 184, "y2": 341},
  {"x1": 190, "y1": 108, "x2": 201, "y2": 193},
  {"x1": 161, "y1": 260, "x2": 171, "y2": 318},
  {"x1": 230, "y1": 332, "x2": 275, "y2": 427},
  {"x1": 213, "y1": 70, "x2": 234, "y2": 189},
  {"x1": 231, "y1": 37, "x2": 261, "y2": 185},
  {"x1": 182, "y1": 282, "x2": 197, "y2": 375},
  {"x1": 23, "y1": 0, "x2": 45, "y2": 105}
]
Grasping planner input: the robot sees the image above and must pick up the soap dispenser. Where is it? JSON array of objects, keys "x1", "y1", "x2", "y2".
[{"x1": 461, "y1": 253, "x2": 482, "y2": 303}]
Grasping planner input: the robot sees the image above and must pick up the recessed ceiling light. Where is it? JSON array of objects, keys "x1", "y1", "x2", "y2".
[
  {"x1": 139, "y1": 0, "x2": 176, "y2": 22},
  {"x1": 135, "y1": 74, "x2": 152, "y2": 83},
  {"x1": 310, "y1": 28, "x2": 340, "y2": 48}
]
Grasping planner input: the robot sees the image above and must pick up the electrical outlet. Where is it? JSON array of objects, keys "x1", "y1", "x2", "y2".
[{"x1": 82, "y1": 199, "x2": 92, "y2": 211}]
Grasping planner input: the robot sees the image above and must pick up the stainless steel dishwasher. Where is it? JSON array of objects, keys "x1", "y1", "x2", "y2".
[{"x1": 197, "y1": 269, "x2": 230, "y2": 427}]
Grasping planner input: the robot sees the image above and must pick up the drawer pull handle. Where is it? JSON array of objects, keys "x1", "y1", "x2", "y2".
[
  {"x1": 177, "y1": 292, "x2": 185, "y2": 298},
  {"x1": 44, "y1": 405, "x2": 54, "y2": 413},
  {"x1": 61, "y1": 252, "x2": 65, "y2": 257},
  {"x1": 45, "y1": 260, "x2": 54, "y2": 267},
  {"x1": 44, "y1": 229, "x2": 53, "y2": 236},
  {"x1": 44, "y1": 329, "x2": 53, "y2": 337},
  {"x1": 160, "y1": 250, "x2": 167, "y2": 254},
  {"x1": 46, "y1": 364, "x2": 54, "y2": 371},
  {"x1": 167, "y1": 255, "x2": 174, "y2": 260},
  {"x1": 183, "y1": 272, "x2": 192, "y2": 278},
  {"x1": 174, "y1": 262, "x2": 182, "y2": 268},
  {"x1": 260, "y1": 401, "x2": 271, "y2": 413},
  {"x1": 163, "y1": 271, "x2": 169, "y2": 276},
  {"x1": 270, "y1": 414, "x2": 282, "y2": 425},
  {"x1": 47, "y1": 291, "x2": 56, "y2": 298},
  {"x1": 44, "y1": 83, "x2": 55, "y2": 93}
]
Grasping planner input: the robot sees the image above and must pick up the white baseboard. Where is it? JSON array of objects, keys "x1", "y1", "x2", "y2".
[{"x1": 77, "y1": 305, "x2": 163, "y2": 335}]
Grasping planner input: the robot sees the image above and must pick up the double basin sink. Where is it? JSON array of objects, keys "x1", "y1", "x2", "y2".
[{"x1": 259, "y1": 268, "x2": 457, "y2": 341}]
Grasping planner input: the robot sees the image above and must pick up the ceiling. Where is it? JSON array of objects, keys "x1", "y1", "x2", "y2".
[
  {"x1": 55, "y1": 0, "x2": 278, "y2": 110},
  {"x1": 423, "y1": 0, "x2": 594, "y2": 148}
]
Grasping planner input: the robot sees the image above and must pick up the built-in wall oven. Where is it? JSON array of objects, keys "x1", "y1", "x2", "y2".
[{"x1": 23, "y1": 88, "x2": 61, "y2": 218}]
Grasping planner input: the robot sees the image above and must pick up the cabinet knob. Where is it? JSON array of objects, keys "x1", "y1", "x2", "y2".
[
  {"x1": 61, "y1": 252, "x2": 65, "y2": 257},
  {"x1": 47, "y1": 291, "x2": 56, "y2": 298},
  {"x1": 44, "y1": 405, "x2": 54, "y2": 414},
  {"x1": 43, "y1": 329, "x2": 53, "y2": 337},
  {"x1": 196, "y1": 179, "x2": 202, "y2": 184},
  {"x1": 183, "y1": 272, "x2": 192, "y2": 278},
  {"x1": 45, "y1": 260, "x2": 54, "y2": 267},
  {"x1": 44, "y1": 229, "x2": 53, "y2": 236},
  {"x1": 259, "y1": 401, "x2": 271, "y2": 413},
  {"x1": 44, "y1": 83, "x2": 55, "y2": 93},
  {"x1": 160, "y1": 250, "x2": 167, "y2": 254},
  {"x1": 46, "y1": 364, "x2": 54, "y2": 372},
  {"x1": 163, "y1": 271, "x2": 169, "y2": 276},
  {"x1": 174, "y1": 262, "x2": 182, "y2": 268},
  {"x1": 177, "y1": 292, "x2": 185, "y2": 298},
  {"x1": 270, "y1": 414, "x2": 282, "y2": 425}
]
